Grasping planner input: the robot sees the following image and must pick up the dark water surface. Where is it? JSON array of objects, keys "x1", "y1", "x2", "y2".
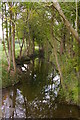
[{"x1": 2, "y1": 58, "x2": 79, "y2": 119}]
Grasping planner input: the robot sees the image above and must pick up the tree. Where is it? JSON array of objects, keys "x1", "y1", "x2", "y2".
[
  {"x1": 53, "y1": 0, "x2": 80, "y2": 43},
  {"x1": 51, "y1": 6, "x2": 64, "y2": 87},
  {"x1": 8, "y1": 2, "x2": 12, "y2": 72},
  {"x1": 12, "y1": 3, "x2": 16, "y2": 73}
]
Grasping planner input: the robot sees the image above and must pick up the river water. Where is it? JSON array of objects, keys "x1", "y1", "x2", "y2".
[{"x1": 2, "y1": 58, "x2": 79, "y2": 119}]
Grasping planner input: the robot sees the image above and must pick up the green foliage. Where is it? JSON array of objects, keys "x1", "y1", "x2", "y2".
[{"x1": 1, "y1": 2, "x2": 79, "y2": 105}]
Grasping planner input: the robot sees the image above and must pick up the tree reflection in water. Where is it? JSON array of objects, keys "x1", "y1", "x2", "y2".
[{"x1": 2, "y1": 58, "x2": 79, "y2": 118}]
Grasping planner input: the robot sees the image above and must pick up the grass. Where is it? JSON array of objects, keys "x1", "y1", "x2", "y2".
[
  {"x1": 49, "y1": 50, "x2": 79, "y2": 105},
  {"x1": 0, "y1": 43, "x2": 21, "y2": 88},
  {"x1": 59, "y1": 54, "x2": 79, "y2": 105}
]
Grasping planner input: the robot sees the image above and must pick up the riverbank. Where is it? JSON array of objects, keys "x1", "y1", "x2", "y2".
[
  {"x1": 2, "y1": 49, "x2": 44, "y2": 88},
  {"x1": 2, "y1": 57, "x2": 79, "y2": 119},
  {"x1": 2, "y1": 57, "x2": 79, "y2": 108},
  {"x1": 1, "y1": 42, "x2": 79, "y2": 107}
]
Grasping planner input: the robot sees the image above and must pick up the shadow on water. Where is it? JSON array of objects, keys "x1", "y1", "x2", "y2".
[{"x1": 2, "y1": 58, "x2": 79, "y2": 119}]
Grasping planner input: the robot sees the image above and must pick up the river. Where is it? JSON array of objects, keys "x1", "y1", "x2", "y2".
[{"x1": 2, "y1": 58, "x2": 79, "y2": 119}]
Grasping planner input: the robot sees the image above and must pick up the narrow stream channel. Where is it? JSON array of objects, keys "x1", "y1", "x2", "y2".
[{"x1": 2, "y1": 58, "x2": 79, "y2": 119}]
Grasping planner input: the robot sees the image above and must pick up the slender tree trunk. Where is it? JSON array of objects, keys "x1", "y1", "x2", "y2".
[
  {"x1": 28, "y1": 25, "x2": 31, "y2": 55},
  {"x1": 26, "y1": 38, "x2": 28, "y2": 55},
  {"x1": 26, "y1": 9, "x2": 32, "y2": 55},
  {"x1": 17, "y1": 31, "x2": 20, "y2": 48},
  {"x1": 2, "y1": 3, "x2": 9, "y2": 65},
  {"x1": 76, "y1": 0, "x2": 78, "y2": 32},
  {"x1": 8, "y1": 2, "x2": 12, "y2": 72},
  {"x1": 5, "y1": 3, "x2": 9, "y2": 52},
  {"x1": 53, "y1": 1, "x2": 80, "y2": 43},
  {"x1": 19, "y1": 37, "x2": 24, "y2": 59},
  {"x1": 60, "y1": 41, "x2": 63, "y2": 55},
  {"x1": 51, "y1": 6, "x2": 64, "y2": 87},
  {"x1": 33, "y1": 37, "x2": 35, "y2": 54},
  {"x1": 12, "y1": 3, "x2": 16, "y2": 73}
]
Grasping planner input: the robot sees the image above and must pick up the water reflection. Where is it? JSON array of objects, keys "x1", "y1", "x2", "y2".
[{"x1": 2, "y1": 58, "x2": 79, "y2": 118}]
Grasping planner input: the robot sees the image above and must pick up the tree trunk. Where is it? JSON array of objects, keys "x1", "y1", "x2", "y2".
[
  {"x1": 19, "y1": 37, "x2": 24, "y2": 59},
  {"x1": 5, "y1": 3, "x2": 9, "y2": 52},
  {"x1": 76, "y1": 0, "x2": 78, "y2": 32},
  {"x1": 17, "y1": 31, "x2": 21, "y2": 48},
  {"x1": 2, "y1": 3, "x2": 9, "y2": 65},
  {"x1": 51, "y1": 6, "x2": 64, "y2": 87},
  {"x1": 53, "y1": 1, "x2": 80, "y2": 43},
  {"x1": 28, "y1": 25, "x2": 31, "y2": 55},
  {"x1": 33, "y1": 37, "x2": 35, "y2": 54},
  {"x1": 12, "y1": 3, "x2": 16, "y2": 73},
  {"x1": 8, "y1": 2, "x2": 12, "y2": 72}
]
